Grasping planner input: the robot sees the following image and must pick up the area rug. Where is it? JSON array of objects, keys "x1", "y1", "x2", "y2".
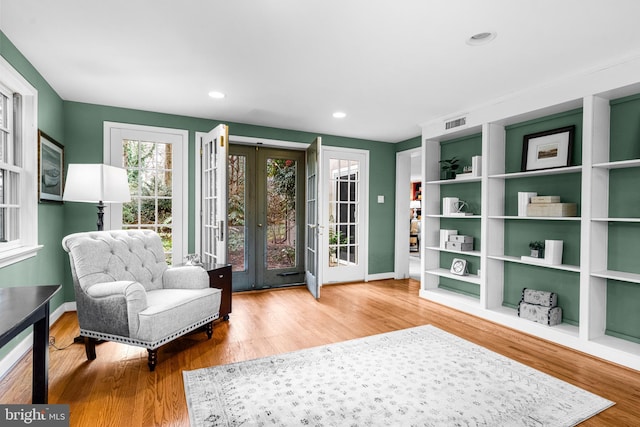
[{"x1": 183, "y1": 325, "x2": 613, "y2": 426}]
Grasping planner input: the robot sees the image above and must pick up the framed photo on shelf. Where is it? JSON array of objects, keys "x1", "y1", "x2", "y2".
[
  {"x1": 38, "y1": 130, "x2": 64, "y2": 202},
  {"x1": 521, "y1": 125, "x2": 574, "y2": 172}
]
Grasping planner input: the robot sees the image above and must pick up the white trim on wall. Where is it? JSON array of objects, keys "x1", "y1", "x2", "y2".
[
  {"x1": 0, "y1": 304, "x2": 66, "y2": 380},
  {"x1": 0, "y1": 56, "x2": 41, "y2": 267},
  {"x1": 394, "y1": 147, "x2": 421, "y2": 279}
]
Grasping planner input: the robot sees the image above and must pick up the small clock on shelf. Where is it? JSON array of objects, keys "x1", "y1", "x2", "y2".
[{"x1": 450, "y1": 258, "x2": 468, "y2": 276}]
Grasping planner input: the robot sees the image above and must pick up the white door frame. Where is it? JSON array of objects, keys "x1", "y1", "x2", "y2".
[
  {"x1": 394, "y1": 147, "x2": 422, "y2": 279},
  {"x1": 103, "y1": 122, "x2": 189, "y2": 263},
  {"x1": 195, "y1": 134, "x2": 309, "y2": 255}
]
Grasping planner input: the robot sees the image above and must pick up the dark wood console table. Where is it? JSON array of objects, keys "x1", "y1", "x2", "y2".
[
  {"x1": 202, "y1": 263, "x2": 232, "y2": 321},
  {"x1": 0, "y1": 285, "x2": 60, "y2": 403}
]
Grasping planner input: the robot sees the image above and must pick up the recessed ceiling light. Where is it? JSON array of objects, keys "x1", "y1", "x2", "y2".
[
  {"x1": 208, "y1": 91, "x2": 225, "y2": 99},
  {"x1": 466, "y1": 32, "x2": 497, "y2": 46},
  {"x1": 333, "y1": 112, "x2": 346, "y2": 119}
]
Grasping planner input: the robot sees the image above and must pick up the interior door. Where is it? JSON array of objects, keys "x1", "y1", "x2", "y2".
[
  {"x1": 200, "y1": 124, "x2": 228, "y2": 265},
  {"x1": 305, "y1": 137, "x2": 323, "y2": 299}
]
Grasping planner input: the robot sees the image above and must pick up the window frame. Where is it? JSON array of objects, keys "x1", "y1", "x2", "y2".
[
  {"x1": 0, "y1": 56, "x2": 41, "y2": 268},
  {"x1": 103, "y1": 122, "x2": 189, "y2": 265}
]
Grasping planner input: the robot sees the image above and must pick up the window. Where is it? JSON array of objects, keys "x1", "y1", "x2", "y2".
[
  {"x1": 122, "y1": 138, "x2": 174, "y2": 262},
  {"x1": 104, "y1": 122, "x2": 188, "y2": 265},
  {"x1": 0, "y1": 57, "x2": 40, "y2": 268}
]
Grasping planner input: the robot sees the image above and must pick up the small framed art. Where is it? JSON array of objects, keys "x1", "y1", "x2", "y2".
[
  {"x1": 38, "y1": 130, "x2": 64, "y2": 202},
  {"x1": 521, "y1": 125, "x2": 575, "y2": 172}
]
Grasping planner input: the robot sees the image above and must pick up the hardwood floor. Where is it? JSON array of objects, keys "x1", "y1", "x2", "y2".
[{"x1": 1, "y1": 279, "x2": 639, "y2": 426}]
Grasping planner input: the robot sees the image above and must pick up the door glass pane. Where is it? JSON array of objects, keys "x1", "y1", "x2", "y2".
[
  {"x1": 328, "y1": 158, "x2": 359, "y2": 268},
  {"x1": 122, "y1": 139, "x2": 174, "y2": 262},
  {"x1": 228, "y1": 154, "x2": 246, "y2": 272},
  {"x1": 266, "y1": 157, "x2": 297, "y2": 269}
]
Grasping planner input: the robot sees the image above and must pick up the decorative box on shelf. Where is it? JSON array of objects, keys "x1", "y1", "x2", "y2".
[
  {"x1": 531, "y1": 196, "x2": 560, "y2": 204},
  {"x1": 518, "y1": 302, "x2": 563, "y2": 326},
  {"x1": 517, "y1": 288, "x2": 562, "y2": 326},
  {"x1": 527, "y1": 203, "x2": 577, "y2": 217},
  {"x1": 439, "y1": 229, "x2": 458, "y2": 249},
  {"x1": 443, "y1": 234, "x2": 474, "y2": 251},
  {"x1": 524, "y1": 194, "x2": 577, "y2": 217}
]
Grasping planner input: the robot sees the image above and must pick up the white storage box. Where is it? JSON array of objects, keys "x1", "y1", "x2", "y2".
[
  {"x1": 449, "y1": 235, "x2": 473, "y2": 243},
  {"x1": 527, "y1": 203, "x2": 577, "y2": 217},
  {"x1": 445, "y1": 241, "x2": 473, "y2": 251}
]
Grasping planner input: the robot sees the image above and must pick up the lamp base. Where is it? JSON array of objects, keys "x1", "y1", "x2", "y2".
[{"x1": 97, "y1": 201, "x2": 105, "y2": 231}]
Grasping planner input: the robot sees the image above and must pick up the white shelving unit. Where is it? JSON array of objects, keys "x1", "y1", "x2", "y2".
[{"x1": 419, "y1": 58, "x2": 640, "y2": 371}]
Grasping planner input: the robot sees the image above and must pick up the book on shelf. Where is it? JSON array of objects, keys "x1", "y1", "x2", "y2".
[
  {"x1": 454, "y1": 172, "x2": 474, "y2": 180},
  {"x1": 518, "y1": 192, "x2": 537, "y2": 216},
  {"x1": 472, "y1": 156, "x2": 482, "y2": 177}
]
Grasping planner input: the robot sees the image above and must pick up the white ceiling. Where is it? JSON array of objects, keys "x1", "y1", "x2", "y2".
[{"x1": 2, "y1": 0, "x2": 640, "y2": 143}]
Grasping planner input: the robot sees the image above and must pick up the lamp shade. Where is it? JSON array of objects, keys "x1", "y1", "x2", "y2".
[{"x1": 63, "y1": 164, "x2": 131, "y2": 203}]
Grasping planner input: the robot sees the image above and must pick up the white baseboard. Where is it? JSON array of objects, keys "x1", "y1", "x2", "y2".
[
  {"x1": 0, "y1": 302, "x2": 74, "y2": 380},
  {"x1": 366, "y1": 272, "x2": 395, "y2": 282}
]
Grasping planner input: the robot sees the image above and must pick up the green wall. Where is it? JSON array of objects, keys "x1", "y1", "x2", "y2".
[
  {"x1": 0, "y1": 32, "x2": 67, "y2": 360},
  {"x1": 605, "y1": 93, "x2": 640, "y2": 343},
  {"x1": 63, "y1": 101, "x2": 397, "y2": 277},
  {"x1": 395, "y1": 135, "x2": 421, "y2": 153}
]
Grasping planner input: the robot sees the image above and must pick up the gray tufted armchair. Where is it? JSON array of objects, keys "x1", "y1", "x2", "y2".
[{"x1": 62, "y1": 230, "x2": 222, "y2": 371}]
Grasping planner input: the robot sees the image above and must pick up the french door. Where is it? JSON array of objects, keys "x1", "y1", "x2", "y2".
[
  {"x1": 305, "y1": 137, "x2": 322, "y2": 299},
  {"x1": 323, "y1": 148, "x2": 368, "y2": 283},
  {"x1": 199, "y1": 124, "x2": 228, "y2": 265},
  {"x1": 228, "y1": 145, "x2": 306, "y2": 291}
]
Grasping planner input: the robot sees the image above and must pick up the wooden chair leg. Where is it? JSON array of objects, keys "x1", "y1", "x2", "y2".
[
  {"x1": 147, "y1": 349, "x2": 157, "y2": 371},
  {"x1": 206, "y1": 322, "x2": 213, "y2": 339},
  {"x1": 85, "y1": 337, "x2": 97, "y2": 360}
]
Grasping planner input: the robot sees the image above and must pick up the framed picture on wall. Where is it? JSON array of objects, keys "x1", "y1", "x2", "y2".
[
  {"x1": 38, "y1": 130, "x2": 64, "y2": 202},
  {"x1": 521, "y1": 125, "x2": 575, "y2": 172}
]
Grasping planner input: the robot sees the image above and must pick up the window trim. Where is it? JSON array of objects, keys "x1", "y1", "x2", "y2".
[{"x1": 0, "y1": 56, "x2": 42, "y2": 268}]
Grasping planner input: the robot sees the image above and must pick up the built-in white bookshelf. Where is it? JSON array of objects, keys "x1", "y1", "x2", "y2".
[{"x1": 419, "y1": 57, "x2": 640, "y2": 371}]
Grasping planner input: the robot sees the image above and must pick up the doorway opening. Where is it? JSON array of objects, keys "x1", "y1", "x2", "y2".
[
  {"x1": 394, "y1": 147, "x2": 423, "y2": 280},
  {"x1": 228, "y1": 145, "x2": 306, "y2": 291}
]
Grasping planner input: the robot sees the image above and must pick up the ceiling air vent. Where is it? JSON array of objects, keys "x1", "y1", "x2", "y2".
[{"x1": 445, "y1": 116, "x2": 467, "y2": 130}]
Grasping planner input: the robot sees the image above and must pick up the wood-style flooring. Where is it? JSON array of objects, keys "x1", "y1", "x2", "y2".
[{"x1": 1, "y1": 279, "x2": 639, "y2": 426}]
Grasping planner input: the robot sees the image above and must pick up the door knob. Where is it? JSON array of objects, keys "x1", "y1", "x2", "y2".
[{"x1": 258, "y1": 223, "x2": 263, "y2": 227}]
